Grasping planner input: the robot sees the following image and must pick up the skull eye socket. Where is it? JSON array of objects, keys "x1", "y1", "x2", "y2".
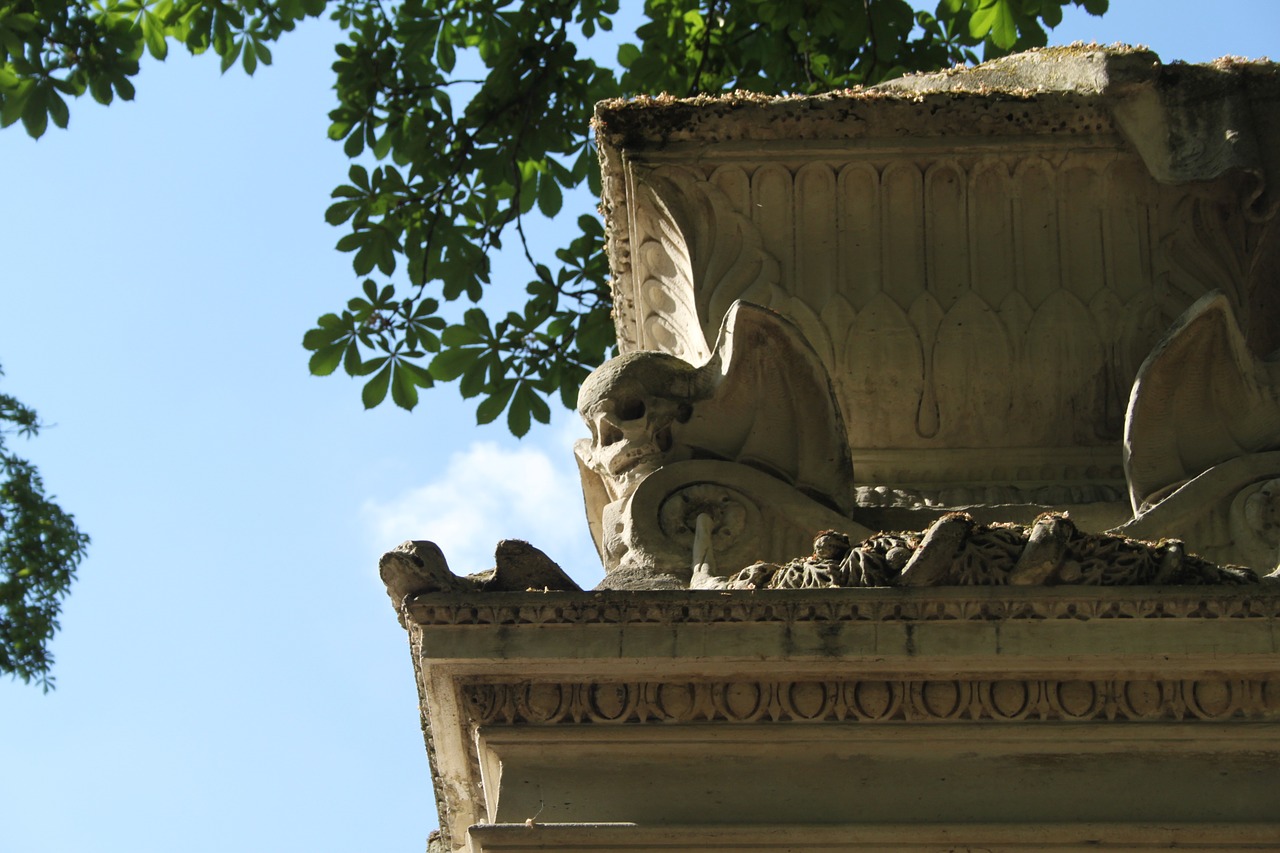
[
  {"x1": 601, "y1": 423, "x2": 624, "y2": 447},
  {"x1": 615, "y1": 398, "x2": 646, "y2": 421}
]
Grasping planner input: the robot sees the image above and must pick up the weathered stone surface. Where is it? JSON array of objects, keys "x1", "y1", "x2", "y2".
[
  {"x1": 706, "y1": 512, "x2": 1264, "y2": 591},
  {"x1": 575, "y1": 302, "x2": 866, "y2": 583},
  {"x1": 403, "y1": 586, "x2": 1280, "y2": 851},
  {"x1": 584, "y1": 47, "x2": 1280, "y2": 582},
  {"x1": 484, "y1": 540, "x2": 580, "y2": 593},
  {"x1": 380, "y1": 539, "x2": 579, "y2": 624},
  {"x1": 384, "y1": 49, "x2": 1280, "y2": 852}
]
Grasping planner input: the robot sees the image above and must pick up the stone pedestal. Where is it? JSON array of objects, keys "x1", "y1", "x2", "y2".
[
  {"x1": 385, "y1": 47, "x2": 1280, "y2": 852},
  {"x1": 410, "y1": 587, "x2": 1280, "y2": 851}
]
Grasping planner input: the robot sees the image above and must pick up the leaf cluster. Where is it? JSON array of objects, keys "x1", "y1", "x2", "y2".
[
  {"x1": 0, "y1": 0, "x2": 320, "y2": 137},
  {"x1": 0, "y1": 367, "x2": 89, "y2": 691},
  {"x1": 303, "y1": 0, "x2": 1107, "y2": 433}
]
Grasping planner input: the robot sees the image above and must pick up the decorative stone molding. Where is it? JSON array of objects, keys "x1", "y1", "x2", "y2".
[
  {"x1": 404, "y1": 585, "x2": 1280, "y2": 626},
  {"x1": 405, "y1": 586, "x2": 1280, "y2": 851},
  {"x1": 461, "y1": 676, "x2": 1280, "y2": 727},
  {"x1": 395, "y1": 50, "x2": 1280, "y2": 852}
]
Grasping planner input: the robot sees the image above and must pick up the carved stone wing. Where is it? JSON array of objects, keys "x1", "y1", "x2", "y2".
[
  {"x1": 677, "y1": 301, "x2": 856, "y2": 516},
  {"x1": 1124, "y1": 292, "x2": 1280, "y2": 511}
]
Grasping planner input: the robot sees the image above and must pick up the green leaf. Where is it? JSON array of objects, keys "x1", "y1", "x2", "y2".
[
  {"x1": 335, "y1": 232, "x2": 363, "y2": 253},
  {"x1": 343, "y1": 128, "x2": 364, "y2": 157},
  {"x1": 219, "y1": 38, "x2": 243, "y2": 73},
  {"x1": 302, "y1": 327, "x2": 341, "y2": 350},
  {"x1": 342, "y1": 342, "x2": 363, "y2": 376},
  {"x1": 391, "y1": 363, "x2": 419, "y2": 410},
  {"x1": 398, "y1": 360, "x2": 435, "y2": 387},
  {"x1": 20, "y1": 87, "x2": 46, "y2": 138},
  {"x1": 308, "y1": 341, "x2": 345, "y2": 376},
  {"x1": 970, "y1": 0, "x2": 1018, "y2": 49},
  {"x1": 464, "y1": 308, "x2": 491, "y2": 337},
  {"x1": 536, "y1": 174, "x2": 563, "y2": 217},
  {"x1": 46, "y1": 90, "x2": 68, "y2": 130},
  {"x1": 441, "y1": 324, "x2": 482, "y2": 346},
  {"x1": 528, "y1": 386, "x2": 551, "y2": 424},
  {"x1": 507, "y1": 382, "x2": 533, "y2": 437},
  {"x1": 144, "y1": 18, "x2": 168, "y2": 60},
  {"x1": 437, "y1": 38, "x2": 456, "y2": 73},
  {"x1": 428, "y1": 346, "x2": 480, "y2": 382},
  {"x1": 243, "y1": 41, "x2": 258, "y2": 75},
  {"x1": 325, "y1": 201, "x2": 358, "y2": 225},
  {"x1": 459, "y1": 358, "x2": 488, "y2": 399},
  {"x1": 113, "y1": 76, "x2": 135, "y2": 102},
  {"x1": 475, "y1": 381, "x2": 514, "y2": 425},
  {"x1": 87, "y1": 76, "x2": 113, "y2": 105},
  {"x1": 617, "y1": 42, "x2": 640, "y2": 67},
  {"x1": 362, "y1": 363, "x2": 392, "y2": 408}
]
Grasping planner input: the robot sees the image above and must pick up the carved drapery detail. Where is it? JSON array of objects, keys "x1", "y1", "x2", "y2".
[{"x1": 461, "y1": 676, "x2": 1280, "y2": 726}]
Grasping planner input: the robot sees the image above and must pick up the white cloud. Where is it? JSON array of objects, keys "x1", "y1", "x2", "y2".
[{"x1": 363, "y1": 437, "x2": 604, "y2": 589}]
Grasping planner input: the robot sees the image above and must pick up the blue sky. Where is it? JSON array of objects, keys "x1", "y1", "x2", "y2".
[{"x1": 1, "y1": 2, "x2": 1277, "y2": 851}]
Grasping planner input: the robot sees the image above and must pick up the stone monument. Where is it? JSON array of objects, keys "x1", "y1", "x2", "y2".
[{"x1": 383, "y1": 47, "x2": 1280, "y2": 852}]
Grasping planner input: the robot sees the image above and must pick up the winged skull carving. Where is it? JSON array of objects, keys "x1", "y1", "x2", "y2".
[{"x1": 575, "y1": 301, "x2": 868, "y2": 587}]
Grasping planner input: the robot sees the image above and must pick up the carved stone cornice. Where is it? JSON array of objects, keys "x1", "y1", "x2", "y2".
[
  {"x1": 404, "y1": 584, "x2": 1280, "y2": 627},
  {"x1": 408, "y1": 586, "x2": 1280, "y2": 852}
]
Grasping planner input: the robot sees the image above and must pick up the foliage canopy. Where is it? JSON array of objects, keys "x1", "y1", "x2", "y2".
[
  {"x1": 4, "y1": 0, "x2": 1107, "y2": 437},
  {"x1": 0, "y1": 370, "x2": 90, "y2": 690}
]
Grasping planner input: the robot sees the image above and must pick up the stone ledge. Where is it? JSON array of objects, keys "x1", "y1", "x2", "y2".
[
  {"x1": 405, "y1": 584, "x2": 1280, "y2": 627},
  {"x1": 407, "y1": 588, "x2": 1280, "y2": 851},
  {"x1": 467, "y1": 821, "x2": 1280, "y2": 851}
]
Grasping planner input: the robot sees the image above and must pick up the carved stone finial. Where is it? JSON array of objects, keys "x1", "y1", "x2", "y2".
[
  {"x1": 379, "y1": 539, "x2": 581, "y2": 622},
  {"x1": 379, "y1": 541, "x2": 469, "y2": 626}
]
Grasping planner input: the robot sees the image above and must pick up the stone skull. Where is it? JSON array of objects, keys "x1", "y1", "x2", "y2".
[{"x1": 577, "y1": 352, "x2": 700, "y2": 486}]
